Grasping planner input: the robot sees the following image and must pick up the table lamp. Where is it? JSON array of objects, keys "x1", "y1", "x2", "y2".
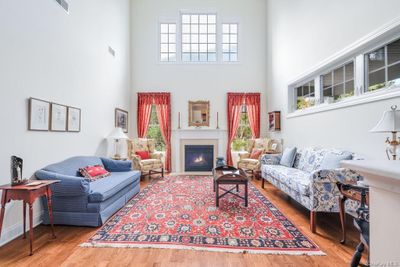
[
  {"x1": 108, "y1": 127, "x2": 128, "y2": 159},
  {"x1": 370, "y1": 105, "x2": 400, "y2": 160}
]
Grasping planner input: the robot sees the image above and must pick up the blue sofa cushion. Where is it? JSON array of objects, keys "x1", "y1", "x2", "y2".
[
  {"x1": 319, "y1": 152, "x2": 353, "y2": 169},
  {"x1": 280, "y1": 147, "x2": 297, "y2": 167},
  {"x1": 101, "y1": 158, "x2": 132, "y2": 172},
  {"x1": 43, "y1": 156, "x2": 104, "y2": 177},
  {"x1": 88, "y1": 170, "x2": 140, "y2": 202}
]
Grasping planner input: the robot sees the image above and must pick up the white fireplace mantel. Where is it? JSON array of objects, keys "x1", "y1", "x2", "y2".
[{"x1": 172, "y1": 128, "x2": 227, "y2": 173}]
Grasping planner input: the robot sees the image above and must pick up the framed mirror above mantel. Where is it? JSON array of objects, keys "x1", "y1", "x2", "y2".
[{"x1": 188, "y1": 100, "x2": 210, "y2": 127}]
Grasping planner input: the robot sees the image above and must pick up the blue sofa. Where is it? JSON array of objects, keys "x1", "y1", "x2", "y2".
[{"x1": 35, "y1": 156, "x2": 141, "y2": 227}]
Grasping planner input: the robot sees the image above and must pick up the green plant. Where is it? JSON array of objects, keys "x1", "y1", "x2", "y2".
[
  {"x1": 368, "y1": 82, "x2": 386, "y2": 92},
  {"x1": 232, "y1": 139, "x2": 247, "y2": 151},
  {"x1": 146, "y1": 105, "x2": 165, "y2": 151},
  {"x1": 297, "y1": 97, "x2": 315, "y2": 110},
  {"x1": 337, "y1": 91, "x2": 354, "y2": 100}
]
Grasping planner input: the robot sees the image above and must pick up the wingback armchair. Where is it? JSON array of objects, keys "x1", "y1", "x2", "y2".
[
  {"x1": 127, "y1": 138, "x2": 164, "y2": 178},
  {"x1": 237, "y1": 138, "x2": 282, "y2": 178}
]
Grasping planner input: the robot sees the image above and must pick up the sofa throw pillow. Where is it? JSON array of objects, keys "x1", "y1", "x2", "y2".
[
  {"x1": 250, "y1": 148, "x2": 263, "y2": 159},
  {"x1": 135, "y1": 150, "x2": 150, "y2": 160},
  {"x1": 79, "y1": 165, "x2": 110, "y2": 181},
  {"x1": 279, "y1": 147, "x2": 297, "y2": 167},
  {"x1": 319, "y1": 152, "x2": 353, "y2": 170}
]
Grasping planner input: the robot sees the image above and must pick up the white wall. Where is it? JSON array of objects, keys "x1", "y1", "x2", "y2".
[
  {"x1": 130, "y1": 0, "x2": 268, "y2": 171},
  {"x1": 266, "y1": 0, "x2": 400, "y2": 159},
  {"x1": 0, "y1": 0, "x2": 131, "y2": 245}
]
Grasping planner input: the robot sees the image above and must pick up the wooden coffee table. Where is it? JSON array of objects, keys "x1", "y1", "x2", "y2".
[{"x1": 213, "y1": 166, "x2": 248, "y2": 207}]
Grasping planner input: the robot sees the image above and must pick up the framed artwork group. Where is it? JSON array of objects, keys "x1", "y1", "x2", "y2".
[{"x1": 28, "y1": 98, "x2": 81, "y2": 132}]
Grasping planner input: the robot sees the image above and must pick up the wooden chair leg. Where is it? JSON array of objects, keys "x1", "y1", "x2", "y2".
[
  {"x1": 310, "y1": 211, "x2": 317, "y2": 233},
  {"x1": 262, "y1": 178, "x2": 265, "y2": 189},
  {"x1": 161, "y1": 168, "x2": 164, "y2": 178}
]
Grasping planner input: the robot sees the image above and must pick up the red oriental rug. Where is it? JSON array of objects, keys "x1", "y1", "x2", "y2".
[{"x1": 81, "y1": 175, "x2": 324, "y2": 255}]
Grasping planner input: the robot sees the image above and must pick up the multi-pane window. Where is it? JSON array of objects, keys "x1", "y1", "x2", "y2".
[
  {"x1": 365, "y1": 38, "x2": 400, "y2": 92},
  {"x1": 181, "y1": 14, "x2": 217, "y2": 62},
  {"x1": 321, "y1": 62, "x2": 354, "y2": 102},
  {"x1": 146, "y1": 105, "x2": 165, "y2": 151},
  {"x1": 296, "y1": 80, "x2": 315, "y2": 110},
  {"x1": 160, "y1": 23, "x2": 176, "y2": 62},
  {"x1": 232, "y1": 105, "x2": 252, "y2": 151},
  {"x1": 222, "y1": 23, "x2": 238, "y2": 62}
]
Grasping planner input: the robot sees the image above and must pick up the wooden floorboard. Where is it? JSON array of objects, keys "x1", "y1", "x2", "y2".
[{"x1": 0, "y1": 177, "x2": 366, "y2": 267}]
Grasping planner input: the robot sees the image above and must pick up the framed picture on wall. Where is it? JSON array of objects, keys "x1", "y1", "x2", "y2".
[
  {"x1": 67, "y1": 106, "x2": 81, "y2": 132},
  {"x1": 28, "y1": 98, "x2": 50, "y2": 131},
  {"x1": 268, "y1": 111, "x2": 281, "y2": 132},
  {"x1": 115, "y1": 108, "x2": 128, "y2": 133},
  {"x1": 50, "y1": 103, "x2": 67, "y2": 132}
]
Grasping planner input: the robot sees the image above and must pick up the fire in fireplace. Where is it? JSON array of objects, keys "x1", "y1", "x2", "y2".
[{"x1": 184, "y1": 145, "x2": 214, "y2": 172}]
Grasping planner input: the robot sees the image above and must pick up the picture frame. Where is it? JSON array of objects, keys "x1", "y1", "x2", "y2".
[
  {"x1": 28, "y1": 97, "x2": 50, "y2": 131},
  {"x1": 67, "y1": 106, "x2": 81, "y2": 132},
  {"x1": 115, "y1": 108, "x2": 128, "y2": 133},
  {"x1": 50, "y1": 103, "x2": 67, "y2": 132},
  {"x1": 268, "y1": 111, "x2": 281, "y2": 132},
  {"x1": 188, "y1": 100, "x2": 210, "y2": 127}
]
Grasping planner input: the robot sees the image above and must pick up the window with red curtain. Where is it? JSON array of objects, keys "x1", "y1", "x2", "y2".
[
  {"x1": 226, "y1": 92, "x2": 261, "y2": 165},
  {"x1": 137, "y1": 92, "x2": 172, "y2": 172}
]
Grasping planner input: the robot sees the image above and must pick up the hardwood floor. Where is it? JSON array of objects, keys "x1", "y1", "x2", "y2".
[{"x1": 0, "y1": 177, "x2": 366, "y2": 267}]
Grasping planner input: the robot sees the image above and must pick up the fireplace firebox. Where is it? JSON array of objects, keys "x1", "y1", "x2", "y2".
[{"x1": 184, "y1": 145, "x2": 214, "y2": 172}]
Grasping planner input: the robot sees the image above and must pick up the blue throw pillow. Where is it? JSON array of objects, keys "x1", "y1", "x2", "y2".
[
  {"x1": 280, "y1": 147, "x2": 297, "y2": 167},
  {"x1": 319, "y1": 152, "x2": 353, "y2": 170},
  {"x1": 101, "y1": 158, "x2": 132, "y2": 172}
]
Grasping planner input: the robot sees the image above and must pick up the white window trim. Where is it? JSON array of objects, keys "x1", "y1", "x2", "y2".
[
  {"x1": 157, "y1": 18, "x2": 179, "y2": 64},
  {"x1": 157, "y1": 11, "x2": 241, "y2": 65},
  {"x1": 287, "y1": 15, "x2": 400, "y2": 118}
]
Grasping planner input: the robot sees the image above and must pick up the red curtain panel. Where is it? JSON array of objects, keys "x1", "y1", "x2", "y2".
[
  {"x1": 137, "y1": 93, "x2": 153, "y2": 138},
  {"x1": 154, "y1": 93, "x2": 172, "y2": 172},
  {"x1": 245, "y1": 93, "x2": 261, "y2": 138},
  {"x1": 226, "y1": 93, "x2": 246, "y2": 165}
]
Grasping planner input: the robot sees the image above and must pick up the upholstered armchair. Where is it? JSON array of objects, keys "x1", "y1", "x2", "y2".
[
  {"x1": 127, "y1": 138, "x2": 164, "y2": 178},
  {"x1": 237, "y1": 138, "x2": 282, "y2": 178}
]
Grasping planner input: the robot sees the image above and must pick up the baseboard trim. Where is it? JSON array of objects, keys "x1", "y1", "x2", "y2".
[{"x1": 0, "y1": 210, "x2": 43, "y2": 247}]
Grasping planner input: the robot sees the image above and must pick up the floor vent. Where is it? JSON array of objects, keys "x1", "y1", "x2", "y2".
[{"x1": 54, "y1": 0, "x2": 69, "y2": 13}]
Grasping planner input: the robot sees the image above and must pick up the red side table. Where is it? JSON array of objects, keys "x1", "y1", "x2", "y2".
[{"x1": 0, "y1": 180, "x2": 60, "y2": 255}]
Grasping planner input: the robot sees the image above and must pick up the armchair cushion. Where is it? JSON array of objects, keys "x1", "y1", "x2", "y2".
[
  {"x1": 238, "y1": 152, "x2": 250, "y2": 160},
  {"x1": 237, "y1": 158, "x2": 260, "y2": 170},
  {"x1": 101, "y1": 158, "x2": 132, "y2": 172},
  {"x1": 250, "y1": 148, "x2": 263, "y2": 159},
  {"x1": 136, "y1": 150, "x2": 150, "y2": 160}
]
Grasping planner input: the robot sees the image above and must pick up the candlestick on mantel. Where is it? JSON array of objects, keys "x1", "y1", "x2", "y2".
[
  {"x1": 216, "y1": 112, "x2": 219, "y2": 129},
  {"x1": 178, "y1": 112, "x2": 181, "y2": 129}
]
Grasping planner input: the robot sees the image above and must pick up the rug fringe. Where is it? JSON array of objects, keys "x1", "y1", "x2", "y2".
[{"x1": 79, "y1": 242, "x2": 326, "y2": 256}]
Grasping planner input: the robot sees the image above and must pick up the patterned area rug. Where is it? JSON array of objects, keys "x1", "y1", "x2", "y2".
[{"x1": 81, "y1": 175, "x2": 324, "y2": 255}]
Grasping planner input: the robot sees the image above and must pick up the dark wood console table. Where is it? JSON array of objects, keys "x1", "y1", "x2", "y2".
[{"x1": 0, "y1": 180, "x2": 59, "y2": 255}]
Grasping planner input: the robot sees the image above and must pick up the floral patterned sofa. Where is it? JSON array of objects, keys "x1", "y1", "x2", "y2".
[{"x1": 261, "y1": 147, "x2": 363, "y2": 233}]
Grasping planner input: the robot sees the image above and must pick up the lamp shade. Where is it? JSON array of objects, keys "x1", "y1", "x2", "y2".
[
  {"x1": 370, "y1": 106, "x2": 400, "y2": 133},
  {"x1": 108, "y1": 127, "x2": 128, "y2": 140}
]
